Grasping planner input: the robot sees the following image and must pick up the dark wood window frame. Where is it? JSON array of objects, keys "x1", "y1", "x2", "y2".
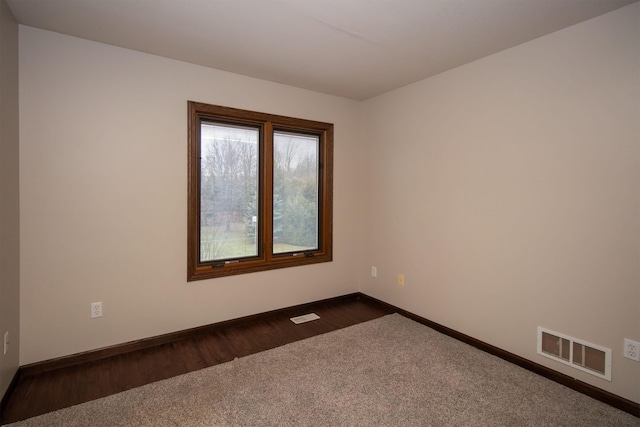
[{"x1": 187, "y1": 101, "x2": 333, "y2": 281}]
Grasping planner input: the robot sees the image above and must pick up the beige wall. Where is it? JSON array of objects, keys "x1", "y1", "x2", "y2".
[
  {"x1": 18, "y1": 26, "x2": 364, "y2": 365},
  {"x1": 361, "y1": 4, "x2": 639, "y2": 403},
  {"x1": 0, "y1": 0, "x2": 20, "y2": 398}
]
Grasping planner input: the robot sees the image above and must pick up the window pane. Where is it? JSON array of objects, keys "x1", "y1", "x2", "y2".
[
  {"x1": 200, "y1": 123, "x2": 259, "y2": 261},
  {"x1": 273, "y1": 131, "x2": 319, "y2": 254}
]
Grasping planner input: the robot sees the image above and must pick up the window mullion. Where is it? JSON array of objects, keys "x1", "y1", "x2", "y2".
[{"x1": 263, "y1": 121, "x2": 274, "y2": 262}]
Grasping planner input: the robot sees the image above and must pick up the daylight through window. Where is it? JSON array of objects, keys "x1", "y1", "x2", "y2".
[{"x1": 188, "y1": 102, "x2": 333, "y2": 280}]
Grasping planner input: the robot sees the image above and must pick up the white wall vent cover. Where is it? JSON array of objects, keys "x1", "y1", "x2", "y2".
[{"x1": 537, "y1": 327, "x2": 611, "y2": 381}]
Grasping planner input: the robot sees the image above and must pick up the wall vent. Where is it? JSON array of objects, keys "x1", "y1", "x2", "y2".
[{"x1": 537, "y1": 327, "x2": 611, "y2": 381}]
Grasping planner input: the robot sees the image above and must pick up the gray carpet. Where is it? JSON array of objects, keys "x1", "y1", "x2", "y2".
[{"x1": 8, "y1": 314, "x2": 639, "y2": 426}]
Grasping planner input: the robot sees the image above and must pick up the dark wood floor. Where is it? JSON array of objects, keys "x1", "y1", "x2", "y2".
[{"x1": 1, "y1": 293, "x2": 394, "y2": 425}]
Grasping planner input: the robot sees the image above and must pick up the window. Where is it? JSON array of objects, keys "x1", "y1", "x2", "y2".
[{"x1": 188, "y1": 102, "x2": 333, "y2": 280}]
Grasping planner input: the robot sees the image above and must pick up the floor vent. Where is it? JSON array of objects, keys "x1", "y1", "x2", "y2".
[
  {"x1": 537, "y1": 327, "x2": 611, "y2": 381},
  {"x1": 290, "y1": 313, "x2": 320, "y2": 324}
]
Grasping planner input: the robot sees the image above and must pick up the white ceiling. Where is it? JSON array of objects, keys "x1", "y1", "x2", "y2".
[{"x1": 7, "y1": 0, "x2": 637, "y2": 100}]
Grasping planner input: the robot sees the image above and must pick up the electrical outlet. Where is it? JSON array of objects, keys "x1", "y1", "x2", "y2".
[
  {"x1": 91, "y1": 302, "x2": 103, "y2": 318},
  {"x1": 3, "y1": 332, "x2": 8, "y2": 356},
  {"x1": 371, "y1": 266, "x2": 377, "y2": 277},
  {"x1": 623, "y1": 339, "x2": 640, "y2": 361},
  {"x1": 397, "y1": 274, "x2": 405, "y2": 286}
]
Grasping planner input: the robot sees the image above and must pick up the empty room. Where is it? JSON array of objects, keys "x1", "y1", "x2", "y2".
[{"x1": 0, "y1": 0, "x2": 638, "y2": 425}]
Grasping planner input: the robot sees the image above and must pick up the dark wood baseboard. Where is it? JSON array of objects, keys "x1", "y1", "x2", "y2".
[
  {"x1": 359, "y1": 294, "x2": 640, "y2": 418},
  {"x1": 19, "y1": 292, "x2": 366, "y2": 378}
]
